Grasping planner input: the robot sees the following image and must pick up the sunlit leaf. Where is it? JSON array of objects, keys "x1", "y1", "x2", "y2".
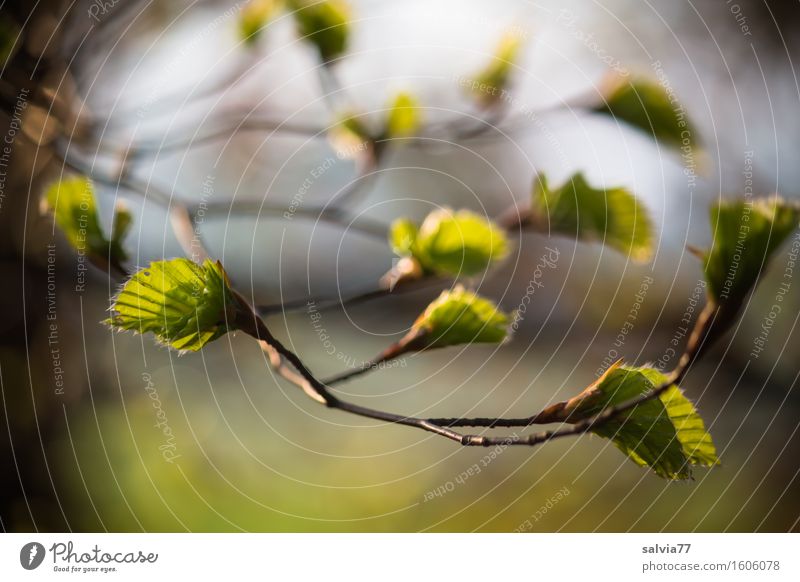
[
  {"x1": 531, "y1": 172, "x2": 653, "y2": 262},
  {"x1": 389, "y1": 218, "x2": 418, "y2": 256},
  {"x1": 390, "y1": 208, "x2": 509, "y2": 277},
  {"x1": 595, "y1": 76, "x2": 699, "y2": 153},
  {"x1": 407, "y1": 285, "x2": 510, "y2": 350},
  {"x1": 385, "y1": 92, "x2": 422, "y2": 139},
  {"x1": 45, "y1": 176, "x2": 129, "y2": 266},
  {"x1": 699, "y1": 197, "x2": 800, "y2": 306},
  {"x1": 563, "y1": 363, "x2": 717, "y2": 479},
  {"x1": 288, "y1": 0, "x2": 350, "y2": 62},
  {"x1": 239, "y1": 0, "x2": 281, "y2": 44},
  {"x1": 107, "y1": 258, "x2": 238, "y2": 352},
  {"x1": 468, "y1": 31, "x2": 523, "y2": 107}
]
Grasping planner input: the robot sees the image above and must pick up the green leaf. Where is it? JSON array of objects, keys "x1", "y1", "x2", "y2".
[
  {"x1": 565, "y1": 363, "x2": 718, "y2": 479},
  {"x1": 390, "y1": 208, "x2": 509, "y2": 277},
  {"x1": 468, "y1": 31, "x2": 523, "y2": 107},
  {"x1": 698, "y1": 197, "x2": 800, "y2": 306},
  {"x1": 385, "y1": 92, "x2": 422, "y2": 139},
  {"x1": 107, "y1": 258, "x2": 238, "y2": 352},
  {"x1": 45, "y1": 176, "x2": 129, "y2": 266},
  {"x1": 595, "y1": 76, "x2": 699, "y2": 153},
  {"x1": 408, "y1": 285, "x2": 510, "y2": 350},
  {"x1": 239, "y1": 0, "x2": 281, "y2": 45},
  {"x1": 288, "y1": 0, "x2": 350, "y2": 62},
  {"x1": 531, "y1": 172, "x2": 653, "y2": 262},
  {"x1": 389, "y1": 218, "x2": 418, "y2": 256}
]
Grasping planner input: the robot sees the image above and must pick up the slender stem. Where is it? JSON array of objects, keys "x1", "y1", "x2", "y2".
[
  {"x1": 186, "y1": 197, "x2": 390, "y2": 240},
  {"x1": 429, "y1": 300, "x2": 722, "y2": 430},
  {"x1": 119, "y1": 117, "x2": 324, "y2": 157},
  {"x1": 238, "y1": 288, "x2": 722, "y2": 449},
  {"x1": 322, "y1": 348, "x2": 397, "y2": 386},
  {"x1": 232, "y1": 290, "x2": 469, "y2": 442},
  {"x1": 257, "y1": 274, "x2": 444, "y2": 316}
]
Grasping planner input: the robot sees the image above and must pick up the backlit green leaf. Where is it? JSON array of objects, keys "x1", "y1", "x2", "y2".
[
  {"x1": 389, "y1": 218, "x2": 418, "y2": 256},
  {"x1": 288, "y1": 0, "x2": 350, "y2": 62},
  {"x1": 408, "y1": 285, "x2": 510, "y2": 350},
  {"x1": 45, "y1": 176, "x2": 129, "y2": 267},
  {"x1": 531, "y1": 172, "x2": 653, "y2": 262},
  {"x1": 468, "y1": 31, "x2": 523, "y2": 107},
  {"x1": 565, "y1": 363, "x2": 717, "y2": 479},
  {"x1": 239, "y1": 0, "x2": 281, "y2": 44},
  {"x1": 699, "y1": 197, "x2": 800, "y2": 306},
  {"x1": 595, "y1": 76, "x2": 699, "y2": 153},
  {"x1": 107, "y1": 258, "x2": 238, "y2": 352},
  {"x1": 385, "y1": 92, "x2": 422, "y2": 138},
  {"x1": 390, "y1": 208, "x2": 509, "y2": 277}
]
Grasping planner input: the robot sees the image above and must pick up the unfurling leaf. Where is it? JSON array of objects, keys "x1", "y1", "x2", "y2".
[
  {"x1": 389, "y1": 208, "x2": 509, "y2": 277},
  {"x1": 385, "y1": 92, "x2": 422, "y2": 139},
  {"x1": 406, "y1": 285, "x2": 510, "y2": 350},
  {"x1": 288, "y1": 0, "x2": 350, "y2": 62},
  {"x1": 468, "y1": 31, "x2": 523, "y2": 107},
  {"x1": 44, "y1": 176, "x2": 130, "y2": 268},
  {"x1": 562, "y1": 363, "x2": 717, "y2": 479},
  {"x1": 325, "y1": 286, "x2": 509, "y2": 383},
  {"x1": 530, "y1": 172, "x2": 653, "y2": 261},
  {"x1": 595, "y1": 76, "x2": 699, "y2": 153},
  {"x1": 107, "y1": 258, "x2": 239, "y2": 352},
  {"x1": 698, "y1": 197, "x2": 800, "y2": 307},
  {"x1": 389, "y1": 218, "x2": 418, "y2": 256},
  {"x1": 239, "y1": 0, "x2": 281, "y2": 44}
]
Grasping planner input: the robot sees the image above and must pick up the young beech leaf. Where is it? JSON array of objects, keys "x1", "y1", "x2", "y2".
[
  {"x1": 531, "y1": 172, "x2": 653, "y2": 262},
  {"x1": 45, "y1": 176, "x2": 129, "y2": 266},
  {"x1": 468, "y1": 31, "x2": 523, "y2": 107},
  {"x1": 700, "y1": 197, "x2": 800, "y2": 307},
  {"x1": 563, "y1": 363, "x2": 718, "y2": 480},
  {"x1": 288, "y1": 0, "x2": 350, "y2": 62},
  {"x1": 107, "y1": 258, "x2": 238, "y2": 352},
  {"x1": 385, "y1": 92, "x2": 422, "y2": 139},
  {"x1": 406, "y1": 285, "x2": 509, "y2": 350},
  {"x1": 239, "y1": 0, "x2": 281, "y2": 44},
  {"x1": 389, "y1": 218, "x2": 418, "y2": 256},
  {"x1": 595, "y1": 76, "x2": 699, "y2": 153},
  {"x1": 390, "y1": 208, "x2": 509, "y2": 277}
]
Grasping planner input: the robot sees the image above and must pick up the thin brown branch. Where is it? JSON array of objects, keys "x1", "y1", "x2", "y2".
[
  {"x1": 428, "y1": 301, "x2": 723, "y2": 431},
  {"x1": 257, "y1": 272, "x2": 445, "y2": 316},
  {"x1": 229, "y1": 271, "x2": 726, "y2": 450},
  {"x1": 116, "y1": 117, "x2": 325, "y2": 158},
  {"x1": 186, "y1": 198, "x2": 390, "y2": 239}
]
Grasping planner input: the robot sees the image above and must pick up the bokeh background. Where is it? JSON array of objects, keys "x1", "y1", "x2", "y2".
[{"x1": 2, "y1": 0, "x2": 800, "y2": 532}]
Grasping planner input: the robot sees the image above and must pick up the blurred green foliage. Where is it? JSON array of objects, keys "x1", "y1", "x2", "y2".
[
  {"x1": 390, "y1": 209, "x2": 509, "y2": 277},
  {"x1": 531, "y1": 172, "x2": 653, "y2": 262}
]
